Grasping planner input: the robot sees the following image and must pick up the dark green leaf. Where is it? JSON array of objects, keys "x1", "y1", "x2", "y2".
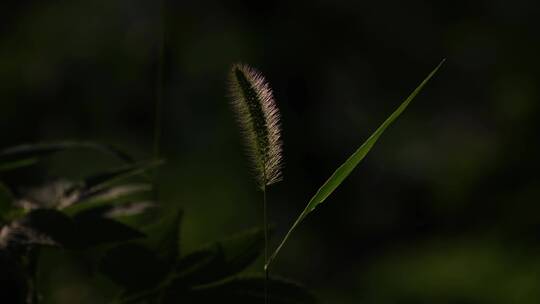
[
  {"x1": 139, "y1": 208, "x2": 183, "y2": 263},
  {"x1": 0, "y1": 208, "x2": 25, "y2": 224},
  {"x1": 80, "y1": 160, "x2": 164, "y2": 195},
  {"x1": 174, "y1": 246, "x2": 220, "y2": 280},
  {"x1": 0, "y1": 158, "x2": 38, "y2": 172},
  {"x1": 163, "y1": 275, "x2": 317, "y2": 304},
  {"x1": 15, "y1": 209, "x2": 144, "y2": 249},
  {"x1": 99, "y1": 209, "x2": 182, "y2": 298},
  {"x1": 174, "y1": 227, "x2": 265, "y2": 286},
  {"x1": 0, "y1": 141, "x2": 133, "y2": 172},
  {"x1": 267, "y1": 60, "x2": 445, "y2": 268},
  {"x1": 73, "y1": 214, "x2": 146, "y2": 248},
  {"x1": 0, "y1": 182, "x2": 17, "y2": 223},
  {"x1": 111, "y1": 227, "x2": 268, "y2": 303},
  {"x1": 0, "y1": 249, "x2": 27, "y2": 304},
  {"x1": 18, "y1": 209, "x2": 78, "y2": 247},
  {"x1": 100, "y1": 242, "x2": 169, "y2": 292}
]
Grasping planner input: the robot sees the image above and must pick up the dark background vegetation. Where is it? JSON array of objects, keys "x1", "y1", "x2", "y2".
[{"x1": 2, "y1": 0, "x2": 540, "y2": 303}]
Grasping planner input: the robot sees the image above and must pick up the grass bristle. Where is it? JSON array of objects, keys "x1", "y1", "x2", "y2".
[{"x1": 228, "y1": 63, "x2": 283, "y2": 188}]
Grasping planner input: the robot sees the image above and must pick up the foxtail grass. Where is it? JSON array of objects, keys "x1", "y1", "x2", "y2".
[
  {"x1": 229, "y1": 64, "x2": 283, "y2": 189},
  {"x1": 228, "y1": 60, "x2": 444, "y2": 301},
  {"x1": 228, "y1": 63, "x2": 284, "y2": 304}
]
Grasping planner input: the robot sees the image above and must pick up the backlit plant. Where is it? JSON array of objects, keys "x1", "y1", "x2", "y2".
[
  {"x1": 0, "y1": 60, "x2": 443, "y2": 304},
  {"x1": 227, "y1": 60, "x2": 444, "y2": 303}
]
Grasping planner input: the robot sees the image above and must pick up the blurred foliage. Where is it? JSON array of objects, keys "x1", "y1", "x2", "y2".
[{"x1": 0, "y1": 143, "x2": 315, "y2": 303}]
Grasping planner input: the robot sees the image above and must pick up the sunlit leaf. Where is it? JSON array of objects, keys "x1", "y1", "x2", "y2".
[
  {"x1": 80, "y1": 160, "x2": 164, "y2": 195},
  {"x1": 267, "y1": 60, "x2": 445, "y2": 268},
  {"x1": 63, "y1": 184, "x2": 152, "y2": 216},
  {"x1": 61, "y1": 160, "x2": 162, "y2": 216}
]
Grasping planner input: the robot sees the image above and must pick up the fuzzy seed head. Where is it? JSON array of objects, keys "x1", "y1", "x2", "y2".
[{"x1": 228, "y1": 63, "x2": 283, "y2": 188}]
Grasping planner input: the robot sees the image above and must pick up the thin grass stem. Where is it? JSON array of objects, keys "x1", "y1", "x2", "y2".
[
  {"x1": 263, "y1": 185, "x2": 269, "y2": 304},
  {"x1": 152, "y1": 0, "x2": 165, "y2": 203},
  {"x1": 153, "y1": 0, "x2": 165, "y2": 162}
]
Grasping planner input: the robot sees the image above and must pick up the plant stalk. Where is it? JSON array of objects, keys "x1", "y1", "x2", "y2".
[
  {"x1": 263, "y1": 185, "x2": 269, "y2": 304},
  {"x1": 152, "y1": 0, "x2": 165, "y2": 204},
  {"x1": 153, "y1": 0, "x2": 165, "y2": 162},
  {"x1": 265, "y1": 207, "x2": 305, "y2": 270}
]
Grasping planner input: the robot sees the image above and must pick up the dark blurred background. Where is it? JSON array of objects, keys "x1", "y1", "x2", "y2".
[{"x1": 2, "y1": 0, "x2": 540, "y2": 303}]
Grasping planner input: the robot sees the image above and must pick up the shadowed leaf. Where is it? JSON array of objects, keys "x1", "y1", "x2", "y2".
[
  {"x1": 5, "y1": 209, "x2": 144, "y2": 250},
  {"x1": 139, "y1": 208, "x2": 183, "y2": 263},
  {"x1": 73, "y1": 214, "x2": 146, "y2": 248},
  {"x1": 100, "y1": 242, "x2": 169, "y2": 292},
  {"x1": 0, "y1": 141, "x2": 133, "y2": 172},
  {"x1": 17, "y1": 209, "x2": 77, "y2": 247},
  {"x1": 163, "y1": 275, "x2": 317, "y2": 304},
  {"x1": 0, "y1": 249, "x2": 27, "y2": 304},
  {"x1": 0, "y1": 183, "x2": 17, "y2": 223},
  {"x1": 173, "y1": 227, "x2": 265, "y2": 286},
  {"x1": 100, "y1": 209, "x2": 183, "y2": 298}
]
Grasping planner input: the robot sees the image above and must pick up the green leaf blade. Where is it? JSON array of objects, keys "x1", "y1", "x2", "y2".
[
  {"x1": 266, "y1": 60, "x2": 445, "y2": 269},
  {"x1": 63, "y1": 184, "x2": 153, "y2": 216},
  {"x1": 81, "y1": 159, "x2": 164, "y2": 194}
]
